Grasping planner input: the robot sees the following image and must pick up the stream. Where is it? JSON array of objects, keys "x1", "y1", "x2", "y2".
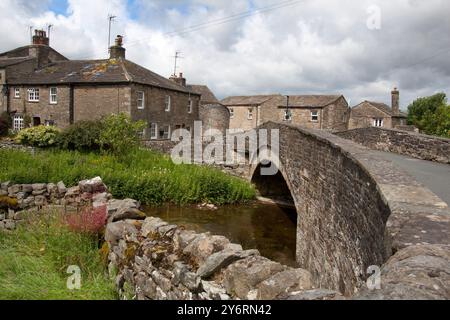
[{"x1": 144, "y1": 202, "x2": 298, "y2": 267}]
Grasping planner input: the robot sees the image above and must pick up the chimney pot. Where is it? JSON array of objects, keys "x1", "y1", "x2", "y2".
[
  {"x1": 110, "y1": 35, "x2": 126, "y2": 60},
  {"x1": 32, "y1": 29, "x2": 49, "y2": 46}
]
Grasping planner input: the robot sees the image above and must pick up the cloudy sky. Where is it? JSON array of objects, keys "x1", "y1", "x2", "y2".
[{"x1": 0, "y1": 0, "x2": 449, "y2": 109}]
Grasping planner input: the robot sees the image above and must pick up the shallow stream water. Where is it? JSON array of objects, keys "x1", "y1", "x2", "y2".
[{"x1": 144, "y1": 202, "x2": 298, "y2": 267}]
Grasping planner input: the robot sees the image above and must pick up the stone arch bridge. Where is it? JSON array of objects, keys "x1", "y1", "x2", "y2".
[{"x1": 248, "y1": 122, "x2": 450, "y2": 296}]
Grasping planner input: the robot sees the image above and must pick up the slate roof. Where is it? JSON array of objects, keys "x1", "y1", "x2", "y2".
[
  {"x1": 187, "y1": 85, "x2": 219, "y2": 104},
  {"x1": 0, "y1": 57, "x2": 34, "y2": 68},
  {"x1": 221, "y1": 95, "x2": 280, "y2": 106},
  {"x1": 278, "y1": 95, "x2": 343, "y2": 108},
  {"x1": 6, "y1": 58, "x2": 197, "y2": 94},
  {"x1": 353, "y1": 101, "x2": 407, "y2": 117}
]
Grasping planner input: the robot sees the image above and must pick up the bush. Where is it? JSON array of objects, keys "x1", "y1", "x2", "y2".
[
  {"x1": 57, "y1": 120, "x2": 104, "y2": 152},
  {"x1": 16, "y1": 125, "x2": 60, "y2": 148},
  {"x1": 0, "y1": 112, "x2": 12, "y2": 137},
  {"x1": 99, "y1": 113, "x2": 146, "y2": 156}
]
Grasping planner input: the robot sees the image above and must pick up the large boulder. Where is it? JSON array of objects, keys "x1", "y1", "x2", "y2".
[
  {"x1": 287, "y1": 289, "x2": 344, "y2": 300},
  {"x1": 355, "y1": 244, "x2": 450, "y2": 300},
  {"x1": 107, "y1": 199, "x2": 143, "y2": 223},
  {"x1": 105, "y1": 220, "x2": 140, "y2": 247},
  {"x1": 79, "y1": 177, "x2": 107, "y2": 194},
  {"x1": 222, "y1": 255, "x2": 285, "y2": 299},
  {"x1": 197, "y1": 249, "x2": 260, "y2": 279},
  {"x1": 183, "y1": 233, "x2": 231, "y2": 266},
  {"x1": 256, "y1": 268, "x2": 313, "y2": 300}
]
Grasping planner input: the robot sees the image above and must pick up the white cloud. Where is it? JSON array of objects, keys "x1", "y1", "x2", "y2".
[{"x1": 1, "y1": 0, "x2": 449, "y2": 109}]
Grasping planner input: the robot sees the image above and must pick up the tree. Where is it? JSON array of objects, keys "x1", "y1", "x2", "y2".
[{"x1": 407, "y1": 93, "x2": 450, "y2": 138}]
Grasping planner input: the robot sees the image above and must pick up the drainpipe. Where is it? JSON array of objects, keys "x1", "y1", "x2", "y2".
[{"x1": 69, "y1": 85, "x2": 74, "y2": 124}]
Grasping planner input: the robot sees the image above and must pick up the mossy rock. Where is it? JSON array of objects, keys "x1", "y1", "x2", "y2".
[{"x1": 0, "y1": 196, "x2": 18, "y2": 209}]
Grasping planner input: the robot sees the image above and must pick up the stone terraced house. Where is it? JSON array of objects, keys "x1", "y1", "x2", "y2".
[
  {"x1": 0, "y1": 30, "x2": 201, "y2": 140},
  {"x1": 221, "y1": 94, "x2": 350, "y2": 132}
]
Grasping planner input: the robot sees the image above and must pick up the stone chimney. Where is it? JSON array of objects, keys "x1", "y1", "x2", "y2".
[
  {"x1": 169, "y1": 73, "x2": 187, "y2": 87},
  {"x1": 391, "y1": 87, "x2": 400, "y2": 115},
  {"x1": 109, "y1": 35, "x2": 126, "y2": 60},
  {"x1": 32, "y1": 29, "x2": 49, "y2": 46}
]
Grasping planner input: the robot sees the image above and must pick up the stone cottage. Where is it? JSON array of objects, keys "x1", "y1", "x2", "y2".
[
  {"x1": 348, "y1": 88, "x2": 409, "y2": 130},
  {"x1": 0, "y1": 30, "x2": 200, "y2": 140},
  {"x1": 221, "y1": 94, "x2": 349, "y2": 132}
]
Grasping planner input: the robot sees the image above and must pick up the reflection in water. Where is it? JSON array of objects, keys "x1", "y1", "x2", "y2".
[{"x1": 144, "y1": 202, "x2": 298, "y2": 267}]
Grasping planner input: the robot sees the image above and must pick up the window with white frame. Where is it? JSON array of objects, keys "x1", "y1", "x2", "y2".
[
  {"x1": 373, "y1": 118, "x2": 384, "y2": 127},
  {"x1": 165, "y1": 95, "x2": 171, "y2": 112},
  {"x1": 14, "y1": 88, "x2": 20, "y2": 98},
  {"x1": 13, "y1": 115, "x2": 24, "y2": 131},
  {"x1": 284, "y1": 110, "x2": 292, "y2": 121},
  {"x1": 27, "y1": 88, "x2": 40, "y2": 102},
  {"x1": 137, "y1": 91, "x2": 145, "y2": 109},
  {"x1": 188, "y1": 99, "x2": 193, "y2": 114},
  {"x1": 150, "y1": 123, "x2": 158, "y2": 140},
  {"x1": 229, "y1": 108, "x2": 234, "y2": 119},
  {"x1": 49, "y1": 87, "x2": 57, "y2": 104},
  {"x1": 311, "y1": 111, "x2": 319, "y2": 122},
  {"x1": 247, "y1": 108, "x2": 254, "y2": 120},
  {"x1": 160, "y1": 125, "x2": 171, "y2": 140}
]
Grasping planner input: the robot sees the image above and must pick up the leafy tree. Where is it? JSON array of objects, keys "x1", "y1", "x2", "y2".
[
  {"x1": 407, "y1": 93, "x2": 450, "y2": 138},
  {"x1": 99, "y1": 113, "x2": 146, "y2": 156},
  {"x1": 16, "y1": 126, "x2": 60, "y2": 148}
]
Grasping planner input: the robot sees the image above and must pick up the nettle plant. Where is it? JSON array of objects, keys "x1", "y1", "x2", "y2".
[{"x1": 99, "y1": 113, "x2": 146, "y2": 156}]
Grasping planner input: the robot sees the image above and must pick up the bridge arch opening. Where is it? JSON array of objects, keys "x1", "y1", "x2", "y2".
[{"x1": 251, "y1": 161, "x2": 297, "y2": 225}]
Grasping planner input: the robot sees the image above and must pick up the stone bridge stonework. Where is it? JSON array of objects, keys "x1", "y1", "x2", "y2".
[
  {"x1": 335, "y1": 127, "x2": 450, "y2": 164},
  {"x1": 250, "y1": 122, "x2": 450, "y2": 296}
]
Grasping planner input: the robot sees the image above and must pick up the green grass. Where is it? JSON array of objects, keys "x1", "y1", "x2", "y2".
[
  {"x1": 0, "y1": 210, "x2": 116, "y2": 300},
  {"x1": 0, "y1": 148, "x2": 256, "y2": 206}
]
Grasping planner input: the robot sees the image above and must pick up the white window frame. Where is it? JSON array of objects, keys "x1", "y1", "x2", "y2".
[
  {"x1": 229, "y1": 108, "x2": 234, "y2": 119},
  {"x1": 188, "y1": 99, "x2": 193, "y2": 114},
  {"x1": 162, "y1": 125, "x2": 171, "y2": 140},
  {"x1": 13, "y1": 115, "x2": 24, "y2": 131},
  {"x1": 49, "y1": 87, "x2": 58, "y2": 104},
  {"x1": 373, "y1": 118, "x2": 384, "y2": 127},
  {"x1": 284, "y1": 110, "x2": 292, "y2": 121},
  {"x1": 311, "y1": 111, "x2": 319, "y2": 122},
  {"x1": 247, "y1": 108, "x2": 254, "y2": 120},
  {"x1": 27, "y1": 88, "x2": 40, "y2": 102},
  {"x1": 137, "y1": 91, "x2": 145, "y2": 110},
  {"x1": 14, "y1": 88, "x2": 20, "y2": 98},
  {"x1": 150, "y1": 123, "x2": 158, "y2": 140},
  {"x1": 165, "y1": 95, "x2": 171, "y2": 112}
]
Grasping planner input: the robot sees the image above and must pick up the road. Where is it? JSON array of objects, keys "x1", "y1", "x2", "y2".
[{"x1": 374, "y1": 151, "x2": 450, "y2": 206}]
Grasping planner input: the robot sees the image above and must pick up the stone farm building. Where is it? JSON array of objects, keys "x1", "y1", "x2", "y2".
[
  {"x1": 0, "y1": 30, "x2": 203, "y2": 140},
  {"x1": 348, "y1": 88, "x2": 409, "y2": 130},
  {"x1": 221, "y1": 94, "x2": 350, "y2": 132}
]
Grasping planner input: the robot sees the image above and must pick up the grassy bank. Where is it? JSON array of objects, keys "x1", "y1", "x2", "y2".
[
  {"x1": 0, "y1": 210, "x2": 116, "y2": 300},
  {"x1": 0, "y1": 148, "x2": 256, "y2": 206}
]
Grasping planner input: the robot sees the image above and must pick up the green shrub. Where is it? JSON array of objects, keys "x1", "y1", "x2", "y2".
[
  {"x1": 0, "y1": 112, "x2": 12, "y2": 137},
  {"x1": 57, "y1": 120, "x2": 104, "y2": 152},
  {"x1": 99, "y1": 113, "x2": 146, "y2": 156},
  {"x1": 16, "y1": 125, "x2": 60, "y2": 148}
]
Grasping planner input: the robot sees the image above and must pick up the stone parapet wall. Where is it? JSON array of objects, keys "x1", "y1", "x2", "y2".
[{"x1": 335, "y1": 127, "x2": 450, "y2": 164}]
